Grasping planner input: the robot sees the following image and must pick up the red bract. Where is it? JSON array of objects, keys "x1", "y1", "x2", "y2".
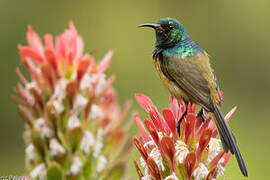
[
  {"x1": 159, "y1": 136, "x2": 175, "y2": 171},
  {"x1": 147, "y1": 157, "x2": 162, "y2": 180},
  {"x1": 135, "y1": 94, "x2": 169, "y2": 134},
  {"x1": 162, "y1": 109, "x2": 177, "y2": 138},
  {"x1": 133, "y1": 93, "x2": 236, "y2": 179},
  {"x1": 184, "y1": 152, "x2": 196, "y2": 180},
  {"x1": 134, "y1": 159, "x2": 144, "y2": 179}
]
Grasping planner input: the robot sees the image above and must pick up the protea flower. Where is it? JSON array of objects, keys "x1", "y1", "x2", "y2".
[
  {"x1": 13, "y1": 21, "x2": 132, "y2": 179},
  {"x1": 133, "y1": 93, "x2": 236, "y2": 180}
]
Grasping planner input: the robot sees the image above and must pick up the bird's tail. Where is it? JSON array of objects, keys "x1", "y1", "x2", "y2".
[{"x1": 212, "y1": 105, "x2": 248, "y2": 177}]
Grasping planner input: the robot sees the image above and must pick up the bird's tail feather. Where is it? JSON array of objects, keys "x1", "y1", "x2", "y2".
[{"x1": 212, "y1": 105, "x2": 248, "y2": 177}]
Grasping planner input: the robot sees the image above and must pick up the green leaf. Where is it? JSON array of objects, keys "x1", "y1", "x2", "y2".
[
  {"x1": 83, "y1": 156, "x2": 93, "y2": 179},
  {"x1": 107, "y1": 163, "x2": 126, "y2": 180},
  {"x1": 176, "y1": 163, "x2": 185, "y2": 180},
  {"x1": 67, "y1": 127, "x2": 83, "y2": 153},
  {"x1": 31, "y1": 129, "x2": 45, "y2": 161},
  {"x1": 161, "y1": 157, "x2": 171, "y2": 179},
  {"x1": 46, "y1": 163, "x2": 63, "y2": 180}
]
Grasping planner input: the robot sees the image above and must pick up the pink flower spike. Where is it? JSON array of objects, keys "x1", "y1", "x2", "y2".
[
  {"x1": 195, "y1": 116, "x2": 203, "y2": 131},
  {"x1": 18, "y1": 46, "x2": 44, "y2": 64},
  {"x1": 197, "y1": 117, "x2": 211, "y2": 135},
  {"x1": 55, "y1": 36, "x2": 66, "y2": 60},
  {"x1": 184, "y1": 113, "x2": 196, "y2": 144},
  {"x1": 178, "y1": 100, "x2": 186, "y2": 118},
  {"x1": 212, "y1": 130, "x2": 218, "y2": 138},
  {"x1": 184, "y1": 152, "x2": 196, "y2": 180},
  {"x1": 134, "y1": 113, "x2": 150, "y2": 142},
  {"x1": 68, "y1": 21, "x2": 83, "y2": 60},
  {"x1": 98, "y1": 50, "x2": 114, "y2": 73},
  {"x1": 75, "y1": 36, "x2": 84, "y2": 60},
  {"x1": 22, "y1": 58, "x2": 41, "y2": 82},
  {"x1": 44, "y1": 34, "x2": 53, "y2": 49},
  {"x1": 187, "y1": 103, "x2": 196, "y2": 114},
  {"x1": 16, "y1": 83, "x2": 32, "y2": 106},
  {"x1": 41, "y1": 63, "x2": 54, "y2": 90},
  {"x1": 196, "y1": 128, "x2": 212, "y2": 165},
  {"x1": 16, "y1": 68, "x2": 28, "y2": 86},
  {"x1": 54, "y1": 21, "x2": 83, "y2": 64},
  {"x1": 44, "y1": 49, "x2": 59, "y2": 78},
  {"x1": 102, "y1": 75, "x2": 116, "y2": 94},
  {"x1": 149, "y1": 110, "x2": 165, "y2": 133},
  {"x1": 169, "y1": 95, "x2": 179, "y2": 120},
  {"x1": 135, "y1": 93, "x2": 167, "y2": 133},
  {"x1": 134, "y1": 159, "x2": 144, "y2": 179},
  {"x1": 192, "y1": 104, "x2": 196, "y2": 113},
  {"x1": 160, "y1": 136, "x2": 176, "y2": 172},
  {"x1": 187, "y1": 102, "x2": 192, "y2": 113},
  {"x1": 77, "y1": 57, "x2": 91, "y2": 84},
  {"x1": 69, "y1": 20, "x2": 77, "y2": 33},
  {"x1": 135, "y1": 93, "x2": 155, "y2": 112},
  {"x1": 26, "y1": 26, "x2": 44, "y2": 59},
  {"x1": 146, "y1": 157, "x2": 162, "y2": 180},
  {"x1": 133, "y1": 136, "x2": 148, "y2": 162},
  {"x1": 224, "y1": 106, "x2": 237, "y2": 121},
  {"x1": 162, "y1": 108, "x2": 176, "y2": 137},
  {"x1": 144, "y1": 118, "x2": 160, "y2": 147}
]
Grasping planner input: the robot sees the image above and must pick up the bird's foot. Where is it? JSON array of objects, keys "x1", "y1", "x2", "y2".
[
  {"x1": 197, "y1": 108, "x2": 206, "y2": 122},
  {"x1": 177, "y1": 109, "x2": 187, "y2": 136}
]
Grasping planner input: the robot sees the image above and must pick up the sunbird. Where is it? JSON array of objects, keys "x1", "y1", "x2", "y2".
[{"x1": 138, "y1": 18, "x2": 248, "y2": 177}]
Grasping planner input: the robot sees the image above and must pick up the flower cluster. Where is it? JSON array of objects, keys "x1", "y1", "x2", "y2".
[
  {"x1": 133, "y1": 94, "x2": 236, "y2": 180},
  {"x1": 13, "y1": 21, "x2": 131, "y2": 179}
]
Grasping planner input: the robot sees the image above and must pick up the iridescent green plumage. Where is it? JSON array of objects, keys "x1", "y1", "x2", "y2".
[
  {"x1": 138, "y1": 17, "x2": 248, "y2": 177},
  {"x1": 154, "y1": 18, "x2": 202, "y2": 59}
]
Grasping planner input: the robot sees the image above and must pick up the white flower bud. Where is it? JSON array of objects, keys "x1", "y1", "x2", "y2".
[
  {"x1": 70, "y1": 156, "x2": 82, "y2": 175},
  {"x1": 25, "y1": 144, "x2": 35, "y2": 161},
  {"x1": 34, "y1": 118, "x2": 53, "y2": 139},
  {"x1": 193, "y1": 163, "x2": 209, "y2": 180},
  {"x1": 30, "y1": 163, "x2": 46, "y2": 180},
  {"x1": 165, "y1": 173, "x2": 179, "y2": 180},
  {"x1": 175, "y1": 140, "x2": 189, "y2": 163},
  {"x1": 89, "y1": 104, "x2": 103, "y2": 120},
  {"x1": 73, "y1": 94, "x2": 87, "y2": 113},
  {"x1": 80, "y1": 131, "x2": 95, "y2": 154},
  {"x1": 207, "y1": 138, "x2": 221, "y2": 164},
  {"x1": 49, "y1": 138, "x2": 65, "y2": 157},
  {"x1": 93, "y1": 129, "x2": 103, "y2": 157},
  {"x1": 67, "y1": 114, "x2": 81, "y2": 130},
  {"x1": 97, "y1": 155, "x2": 107, "y2": 172}
]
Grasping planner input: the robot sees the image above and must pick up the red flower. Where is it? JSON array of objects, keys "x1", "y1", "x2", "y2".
[
  {"x1": 14, "y1": 21, "x2": 131, "y2": 179},
  {"x1": 133, "y1": 93, "x2": 235, "y2": 180}
]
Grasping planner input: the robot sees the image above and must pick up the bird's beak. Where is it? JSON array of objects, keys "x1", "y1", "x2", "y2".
[{"x1": 137, "y1": 23, "x2": 161, "y2": 30}]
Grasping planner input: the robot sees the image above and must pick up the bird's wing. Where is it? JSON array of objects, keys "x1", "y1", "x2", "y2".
[
  {"x1": 160, "y1": 52, "x2": 216, "y2": 110},
  {"x1": 212, "y1": 68, "x2": 223, "y2": 106}
]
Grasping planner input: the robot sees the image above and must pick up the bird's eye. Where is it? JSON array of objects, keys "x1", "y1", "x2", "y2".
[
  {"x1": 160, "y1": 24, "x2": 174, "y2": 33},
  {"x1": 168, "y1": 25, "x2": 174, "y2": 29},
  {"x1": 161, "y1": 24, "x2": 173, "y2": 32}
]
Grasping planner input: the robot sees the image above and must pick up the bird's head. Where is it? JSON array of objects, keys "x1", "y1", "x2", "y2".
[{"x1": 138, "y1": 18, "x2": 188, "y2": 48}]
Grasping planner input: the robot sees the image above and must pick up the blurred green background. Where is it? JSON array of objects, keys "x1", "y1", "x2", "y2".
[{"x1": 0, "y1": 0, "x2": 269, "y2": 179}]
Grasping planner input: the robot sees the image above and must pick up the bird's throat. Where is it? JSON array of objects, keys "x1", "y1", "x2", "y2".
[{"x1": 161, "y1": 39, "x2": 202, "y2": 59}]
